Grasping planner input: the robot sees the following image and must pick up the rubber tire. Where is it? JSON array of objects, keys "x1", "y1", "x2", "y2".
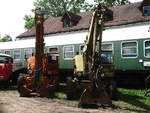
[
  {"x1": 17, "y1": 76, "x2": 24, "y2": 93},
  {"x1": 109, "y1": 80, "x2": 117, "y2": 100},
  {"x1": 66, "y1": 77, "x2": 75, "y2": 100}
]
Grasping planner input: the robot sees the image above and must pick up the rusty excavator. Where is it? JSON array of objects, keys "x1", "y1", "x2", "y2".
[
  {"x1": 66, "y1": 4, "x2": 115, "y2": 107},
  {"x1": 17, "y1": 10, "x2": 59, "y2": 97}
]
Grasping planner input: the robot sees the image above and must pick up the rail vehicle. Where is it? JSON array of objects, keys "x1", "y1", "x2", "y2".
[
  {"x1": 0, "y1": 33, "x2": 86, "y2": 83},
  {"x1": 0, "y1": 23, "x2": 150, "y2": 86}
]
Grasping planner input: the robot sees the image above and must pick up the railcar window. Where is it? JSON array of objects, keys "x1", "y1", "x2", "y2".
[
  {"x1": 24, "y1": 49, "x2": 32, "y2": 59},
  {"x1": 13, "y1": 49, "x2": 21, "y2": 60},
  {"x1": 4, "y1": 50, "x2": 11, "y2": 56},
  {"x1": 122, "y1": 42, "x2": 137, "y2": 58},
  {"x1": 49, "y1": 48, "x2": 58, "y2": 53},
  {"x1": 63, "y1": 46, "x2": 74, "y2": 60},
  {"x1": 145, "y1": 41, "x2": 150, "y2": 57},
  {"x1": 101, "y1": 44, "x2": 112, "y2": 50},
  {"x1": 0, "y1": 56, "x2": 9, "y2": 63},
  {"x1": 0, "y1": 51, "x2": 4, "y2": 54}
]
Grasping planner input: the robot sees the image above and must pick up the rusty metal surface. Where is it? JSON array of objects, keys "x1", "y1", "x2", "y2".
[
  {"x1": 34, "y1": 13, "x2": 44, "y2": 86},
  {"x1": 79, "y1": 87, "x2": 112, "y2": 106},
  {"x1": 78, "y1": 4, "x2": 113, "y2": 106},
  {"x1": 17, "y1": 75, "x2": 34, "y2": 97},
  {"x1": 17, "y1": 13, "x2": 57, "y2": 98}
]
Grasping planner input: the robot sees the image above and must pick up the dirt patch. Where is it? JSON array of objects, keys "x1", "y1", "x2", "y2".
[{"x1": 0, "y1": 89, "x2": 138, "y2": 113}]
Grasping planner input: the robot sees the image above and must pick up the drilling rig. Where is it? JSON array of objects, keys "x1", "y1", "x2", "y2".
[
  {"x1": 66, "y1": 4, "x2": 115, "y2": 107},
  {"x1": 17, "y1": 10, "x2": 59, "y2": 97}
]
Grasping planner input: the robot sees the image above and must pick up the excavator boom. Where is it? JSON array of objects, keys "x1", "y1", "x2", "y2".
[{"x1": 83, "y1": 4, "x2": 113, "y2": 74}]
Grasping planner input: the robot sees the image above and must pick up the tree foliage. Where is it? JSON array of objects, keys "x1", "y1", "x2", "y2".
[
  {"x1": 94, "y1": 0, "x2": 130, "y2": 7},
  {"x1": 0, "y1": 34, "x2": 12, "y2": 42},
  {"x1": 24, "y1": 15, "x2": 35, "y2": 30},
  {"x1": 24, "y1": 0, "x2": 130, "y2": 30},
  {"x1": 34, "y1": 0, "x2": 92, "y2": 18},
  {"x1": 24, "y1": 0, "x2": 92, "y2": 30}
]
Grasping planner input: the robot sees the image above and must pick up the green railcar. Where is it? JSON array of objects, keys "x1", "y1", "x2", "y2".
[
  {"x1": 102, "y1": 38, "x2": 150, "y2": 87},
  {"x1": 1, "y1": 24, "x2": 150, "y2": 86},
  {"x1": 0, "y1": 38, "x2": 84, "y2": 82}
]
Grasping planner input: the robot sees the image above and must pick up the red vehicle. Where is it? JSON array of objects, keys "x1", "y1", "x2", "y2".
[{"x1": 0, "y1": 54, "x2": 13, "y2": 85}]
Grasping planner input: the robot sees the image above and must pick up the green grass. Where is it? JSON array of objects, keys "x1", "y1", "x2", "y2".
[
  {"x1": 55, "y1": 87, "x2": 150, "y2": 112},
  {"x1": 55, "y1": 92, "x2": 67, "y2": 100},
  {"x1": 113, "y1": 88, "x2": 150, "y2": 113}
]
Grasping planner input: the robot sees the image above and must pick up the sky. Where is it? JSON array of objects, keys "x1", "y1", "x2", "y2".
[{"x1": 0, "y1": 0, "x2": 142, "y2": 40}]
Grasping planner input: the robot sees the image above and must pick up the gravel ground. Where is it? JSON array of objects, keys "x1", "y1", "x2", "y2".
[{"x1": 0, "y1": 89, "x2": 138, "y2": 113}]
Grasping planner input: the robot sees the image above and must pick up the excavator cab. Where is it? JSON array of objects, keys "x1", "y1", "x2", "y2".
[
  {"x1": 101, "y1": 50, "x2": 114, "y2": 77},
  {"x1": 101, "y1": 50, "x2": 116, "y2": 98}
]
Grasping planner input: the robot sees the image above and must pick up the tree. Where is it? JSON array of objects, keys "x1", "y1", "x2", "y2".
[
  {"x1": 94, "y1": 0, "x2": 130, "y2": 7},
  {"x1": 0, "y1": 34, "x2": 12, "y2": 42},
  {"x1": 24, "y1": 0, "x2": 130, "y2": 30},
  {"x1": 24, "y1": 0, "x2": 92, "y2": 30},
  {"x1": 24, "y1": 15, "x2": 35, "y2": 30}
]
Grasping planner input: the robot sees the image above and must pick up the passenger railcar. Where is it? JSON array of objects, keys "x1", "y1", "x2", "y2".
[
  {"x1": 0, "y1": 31, "x2": 86, "y2": 82},
  {"x1": 102, "y1": 24, "x2": 150, "y2": 87},
  {"x1": 0, "y1": 24, "x2": 150, "y2": 86}
]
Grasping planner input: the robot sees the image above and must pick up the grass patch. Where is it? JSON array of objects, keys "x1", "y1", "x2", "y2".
[
  {"x1": 113, "y1": 88, "x2": 150, "y2": 113},
  {"x1": 55, "y1": 92, "x2": 78, "y2": 105},
  {"x1": 55, "y1": 84, "x2": 150, "y2": 112},
  {"x1": 55, "y1": 92, "x2": 67, "y2": 100}
]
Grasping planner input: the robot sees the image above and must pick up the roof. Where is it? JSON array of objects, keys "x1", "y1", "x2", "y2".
[
  {"x1": 17, "y1": 2, "x2": 150, "y2": 39},
  {"x1": 61, "y1": 11, "x2": 81, "y2": 22}
]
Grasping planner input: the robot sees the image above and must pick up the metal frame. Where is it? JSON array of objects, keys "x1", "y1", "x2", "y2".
[
  {"x1": 13, "y1": 49, "x2": 21, "y2": 61},
  {"x1": 63, "y1": 45, "x2": 74, "y2": 60},
  {"x1": 121, "y1": 40, "x2": 138, "y2": 59},
  {"x1": 144, "y1": 39, "x2": 150, "y2": 58}
]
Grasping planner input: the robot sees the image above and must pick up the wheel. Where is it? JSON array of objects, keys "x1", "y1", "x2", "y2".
[
  {"x1": 66, "y1": 77, "x2": 76, "y2": 100},
  {"x1": 145, "y1": 74, "x2": 150, "y2": 89},
  {"x1": 17, "y1": 76, "x2": 24, "y2": 93},
  {"x1": 108, "y1": 80, "x2": 117, "y2": 100},
  {"x1": 0, "y1": 80, "x2": 10, "y2": 89},
  {"x1": 17, "y1": 75, "x2": 33, "y2": 97},
  {"x1": 11, "y1": 72, "x2": 19, "y2": 85}
]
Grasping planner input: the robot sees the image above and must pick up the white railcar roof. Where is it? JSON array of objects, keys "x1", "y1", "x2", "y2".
[
  {"x1": 1, "y1": 24, "x2": 149, "y2": 50},
  {"x1": 0, "y1": 39, "x2": 35, "y2": 50},
  {"x1": 103, "y1": 24, "x2": 150, "y2": 42},
  {"x1": 44, "y1": 32, "x2": 86, "y2": 46},
  {"x1": 0, "y1": 32, "x2": 87, "y2": 50}
]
